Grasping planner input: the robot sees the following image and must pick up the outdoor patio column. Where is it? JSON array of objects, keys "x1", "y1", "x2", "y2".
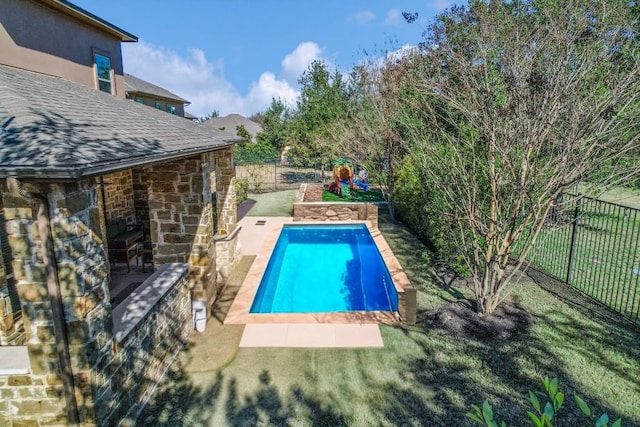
[
  {"x1": 0, "y1": 179, "x2": 111, "y2": 424},
  {"x1": 144, "y1": 156, "x2": 217, "y2": 306},
  {"x1": 214, "y1": 147, "x2": 237, "y2": 233},
  {"x1": 213, "y1": 148, "x2": 241, "y2": 284}
]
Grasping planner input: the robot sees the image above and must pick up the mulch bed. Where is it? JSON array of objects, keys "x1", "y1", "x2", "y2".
[{"x1": 433, "y1": 299, "x2": 534, "y2": 341}]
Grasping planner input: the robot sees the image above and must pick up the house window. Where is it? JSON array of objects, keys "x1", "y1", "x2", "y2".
[
  {"x1": 135, "y1": 97, "x2": 144, "y2": 104},
  {"x1": 166, "y1": 105, "x2": 176, "y2": 115},
  {"x1": 94, "y1": 53, "x2": 113, "y2": 94},
  {"x1": 155, "y1": 101, "x2": 163, "y2": 110}
]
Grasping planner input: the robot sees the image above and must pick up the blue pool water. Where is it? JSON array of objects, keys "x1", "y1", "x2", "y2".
[{"x1": 250, "y1": 224, "x2": 398, "y2": 313}]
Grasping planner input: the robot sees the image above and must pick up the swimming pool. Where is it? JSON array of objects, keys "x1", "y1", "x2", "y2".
[{"x1": 250, "y1": 224, "x2": 398, "y2": 313}]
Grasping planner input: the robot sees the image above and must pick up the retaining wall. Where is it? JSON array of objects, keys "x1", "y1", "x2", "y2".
[{"x1": 293, "y1": 183, "x2": 379, "y2": 228}]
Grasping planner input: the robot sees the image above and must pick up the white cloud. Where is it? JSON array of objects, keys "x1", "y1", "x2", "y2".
[
  {"x1": 385, "y1": 9, "x2": 402, "y2": 26},
  {"x1": 280, "y1": 41, "x2": 324, "y2": 85},
  {"x1": 247, "y1": 72, "x2": 299, "y2": 110},
  {"x1": 385, "y1": 44, "x2": 418, "y2": 62},
  {"x1": 427, "y1": 0, "x2": 458, "y2": 11},
  {"x1": 350, "y1": 10, "x2": 376, "y2": 25},
  {"x1": 122, "y1": 40, "x2": 308, "y2": 117}
]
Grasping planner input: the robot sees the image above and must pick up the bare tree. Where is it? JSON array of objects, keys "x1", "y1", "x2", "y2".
[
  {"x1": 365, "y1": 0, "x2": 640, "y2": 315},
  {"x1": 329, "y1": 60, "x2": 414, "y2": 219}
]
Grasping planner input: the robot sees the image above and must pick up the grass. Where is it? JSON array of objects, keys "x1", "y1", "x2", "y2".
[
  {"x1": 322, "y1": 187, "x2": 386, "y2": 202},
  {"x1": 577, "y1": 183, "x2": 640, "y2": 210},
  {"x1": 523, "y1": 196, "x2": 640, "y2": 323},
  {"x1": 243, "y1": 189, "x2": 298, "y2": 217},
  {"x1": 137, "y1": 201, "x2": 640, "y2": 426}
]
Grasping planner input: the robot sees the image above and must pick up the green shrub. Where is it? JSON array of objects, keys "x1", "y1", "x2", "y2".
[
  {"x1": 393, "y1": 156, "x2": 471, "y2": 276},
  {"x1": 233, "y1": 141, "x2": 278, "y2": 165},
  {"x1": 235, "y1": 178, "x2": 249, "y2": 205},
  {"x1": 467, "y1": 378, "x2": 622, "y2": 427}
]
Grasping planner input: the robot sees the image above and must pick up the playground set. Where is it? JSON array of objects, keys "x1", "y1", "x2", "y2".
[{"x1": 327, "y1": 158, "x2": 369, "y2": 197}]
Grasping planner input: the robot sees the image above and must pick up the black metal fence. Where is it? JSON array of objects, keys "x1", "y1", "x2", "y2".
[
  {"x1": 235, "y1": 159, "x2": 333, "y2": 192},
  {"x1": 525, "y1": 195, "x2": 640, "y2": 324}
]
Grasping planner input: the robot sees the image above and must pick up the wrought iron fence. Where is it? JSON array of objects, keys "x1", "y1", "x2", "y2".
[
  {"x1": 524, "y1": 195, "x2": 640, "y2": 324},
  {"x1": 234, "y1": 159, "x2": 333, "y2": 192}
]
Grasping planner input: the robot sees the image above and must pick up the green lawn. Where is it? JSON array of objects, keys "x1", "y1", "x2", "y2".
[
  {"x1": 138, "y1": 208, "x2": 640, "y2": 426},
  {"x1": 243, "y1": 189, "x2": 298, "y2": 217},
  {"x1": 322, "y1": 187, "x2": 386, "y2": 202},
  {"x1": 522, "y1": 197, "x2": 640, "y2": 323},
  {"x1": 577, "y1": 184, "x2": 640, "y2": 210}
]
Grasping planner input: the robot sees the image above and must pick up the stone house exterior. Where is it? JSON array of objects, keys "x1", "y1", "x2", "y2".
[
  {"x1": 0, "y1": 1, "x2": 241, "y2": 425},
  {"x1": 124, "y1": 73, "x2": 191, "y2": 118}
]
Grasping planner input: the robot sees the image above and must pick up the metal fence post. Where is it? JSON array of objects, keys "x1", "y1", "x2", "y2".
[{"x1": 566, "y1": 197, "x2": 581, "y2": 284}]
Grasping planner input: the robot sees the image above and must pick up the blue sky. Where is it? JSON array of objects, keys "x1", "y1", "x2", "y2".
[{"x1": 73, "y1": 1, "x2": 457, "y2": 117}]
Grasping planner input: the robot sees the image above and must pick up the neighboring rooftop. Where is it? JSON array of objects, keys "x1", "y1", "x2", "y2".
[
  {"x1": 201, "y1": 114, "x2": 263, "y2": 140},
  {"x1": 125, "y1": 74, "x2": 190, "y2": 105},
  {"x1": 0, "y1": 65, "x2": 242, "y2": 179}
]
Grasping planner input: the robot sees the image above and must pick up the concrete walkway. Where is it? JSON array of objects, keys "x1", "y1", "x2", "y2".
[
  {"x1": 240, "y1": 323, "x2": 383, "y2": 348},
  {"x1": 237, "y1": 215, "x2": 293, "y2": 256}
]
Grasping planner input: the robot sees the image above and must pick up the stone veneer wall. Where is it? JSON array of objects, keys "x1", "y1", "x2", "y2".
[
  {"x1": 212, "y1": 148, "x2": 240, "y2": 288},
  {"x1": 0, "y1": 176, "x2": 198, "y2": 425},
  {"x1": 293, "y1": 183, "x2": 379, "y2": 228},
  {"x1": 213, "y1": 148, "x2": 237, "y2": 234},
  {"x1": 101, "y1": 266, "x2": 191, "y2": 426},
  {"x1": 0, "y1": 191, "x2": 26, "y2": 346},
  {"x1": 141, "y1": 155, "x2": 218, "y2": 306},
  {"x1": 0, "y1": 179, "x2": 109, "y2": 425},
  {"x1": 213, "y1": 227, "x2": 241, "y2": 283},
  {"x1": 102, "y1": 170, "x2": 135, "y2": 224}
]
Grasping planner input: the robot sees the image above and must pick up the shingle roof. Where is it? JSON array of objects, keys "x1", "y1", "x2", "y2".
[
  {"x1": 201, "y1": 114, "x2": 263, "y2": 141},
  {"x1": 124, "y1": 74, "x2": 190, "y2": 105},
  {"x1": 0, "y1": 65, "x2": 241, "y2": 179}
]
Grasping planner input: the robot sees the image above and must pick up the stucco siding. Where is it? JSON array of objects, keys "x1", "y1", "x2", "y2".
[{"x1": 0, "y1": 0, "x2": 125, "y2": 97}]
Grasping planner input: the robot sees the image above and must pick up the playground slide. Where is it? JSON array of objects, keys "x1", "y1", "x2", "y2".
[
  {"x1": 353, "y1": 178, "x2": 369, "y2": 191},
  {"x1": 340, "y1": 181, "x2": 351, "y2": 197}
]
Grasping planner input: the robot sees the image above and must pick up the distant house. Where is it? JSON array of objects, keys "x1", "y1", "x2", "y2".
[
  {"x1": 125, "y1": 73, "x2": 191, "y2": 117},
  {"x1": 184, "y1": 111, "x2": 198, "y2": 121},
  {"x1": 0, "y1": 1, "x2": 242, "y2": 425},
  {"x1": 202, "y1": 113, "x2": 264, "y2": 142}
]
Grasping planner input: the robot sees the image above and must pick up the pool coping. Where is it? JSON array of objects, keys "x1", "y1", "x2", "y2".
[{"x1": 224, "y1": 221, "x2": 412, "y2": 325}]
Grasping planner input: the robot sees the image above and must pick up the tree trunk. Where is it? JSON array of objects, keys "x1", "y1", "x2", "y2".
[{"x1": 476, "y1": 260, "x2": 506, "y2": 316}]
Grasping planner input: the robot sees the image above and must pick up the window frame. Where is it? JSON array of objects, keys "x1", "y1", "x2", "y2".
[{"x1": 92, "y1": 48, "x2": 113, "y2": 94}]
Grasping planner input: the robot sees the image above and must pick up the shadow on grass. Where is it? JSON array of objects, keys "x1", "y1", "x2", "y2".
[
  {"x1": 136, "y1": 291, "x2": 640, "y2": 426},
  {"x1": 377, "y1": 210, "x2": 465, "y2": 308}
]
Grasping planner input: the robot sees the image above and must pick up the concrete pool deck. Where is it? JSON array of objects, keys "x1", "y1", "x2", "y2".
[{"x1": 228, "y1": 216, "x2": 407, "y2": 347}]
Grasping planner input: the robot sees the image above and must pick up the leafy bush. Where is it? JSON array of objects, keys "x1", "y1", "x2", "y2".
[
  {"x1": 234, "y1": 141, "x2": 278, "y2": 165},
  {"x1": 467, "y1": 378, "x2": 622, "y2": 427},
  {"x1": 235, "y1": 178, "x2": 249, "y2": 205},
  {"x1": 393, "y1": 156, "x2": 471, "y2": 277}
]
